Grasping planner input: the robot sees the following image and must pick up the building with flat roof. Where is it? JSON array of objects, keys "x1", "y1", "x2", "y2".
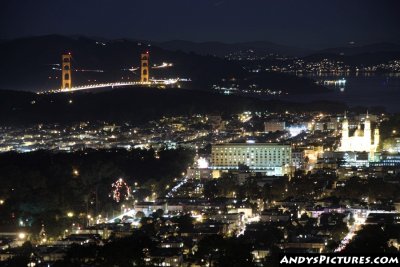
[
  {"x1": 264, "y1": 121, "x2": 286, "y2": 132},
  {"x1": 211, "y1": 142, "x2": 292, "y2": 177}
]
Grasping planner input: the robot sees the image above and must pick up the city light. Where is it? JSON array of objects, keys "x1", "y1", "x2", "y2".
[
  {"x1": 1, "y1": 3, "x2": 399, "y2": 264},
  {"x1": 111, "y1": 178, "x2": 131, "y2": 203},
  {"x1": 72, "y1": 168, "x2": 79, "y2": 176},
  {"x1": 197, "y1": 157, "x2": 209, "y2": 169},
  {"x1": 18, "y1": 232, "x2": 26, "y2": 240}
]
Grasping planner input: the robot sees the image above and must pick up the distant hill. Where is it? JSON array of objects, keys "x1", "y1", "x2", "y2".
[
  {"x1": 0, "y1": 87, "x2": 348, "y2": 125},
  {"x1": 158, "y1": 40, "x2": 312, "y2": 57},
  {"x1": 319, "y1": 42, "x2": 400, "y2": 56},
  {"x1": 0, "y1": 35, "x2": 326, "y2": 94},
  {"x1": 305, "y1": 42, "x2": 400, "y2": 65}
]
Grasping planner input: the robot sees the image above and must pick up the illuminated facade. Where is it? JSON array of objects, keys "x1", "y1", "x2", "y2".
[
  {"x1": 61, "y1": 53, "x2": 72, "y2": 89},
  {"x1": 264, "y1": 121, "x2": 286, "y2": 132},
  {"x1": 140, "y1": 52, "x2": 149, "y2": 83},
  {"x1": 211, "y1": 142, "x2": 292, "y2": 176},
  {"x1": 186, "y1": 156, "x2": 212, "y2": 179},
  {"x1": 339, "y1": 113, "x2": 379, "y2": 154}
]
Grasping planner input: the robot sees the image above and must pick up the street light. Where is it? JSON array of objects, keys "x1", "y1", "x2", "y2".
[
  {"x1": 72, "y1": 168, "x2": 79, "y2": 176},
  {"x1": 18, "y1": 232, "x2": 26, "y2": 240}
]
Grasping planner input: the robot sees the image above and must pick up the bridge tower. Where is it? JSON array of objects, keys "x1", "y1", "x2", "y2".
[
  {"x1": 61, "y1": 53, "x2": 72, "y2": 90},
  {"x1": 140, "y1": 52, "x2": 149, "y2": 83}
]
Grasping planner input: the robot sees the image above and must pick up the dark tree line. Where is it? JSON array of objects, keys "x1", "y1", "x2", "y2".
[{"x1": 0, "y1": 148, "x2": 194, "y2": 236}]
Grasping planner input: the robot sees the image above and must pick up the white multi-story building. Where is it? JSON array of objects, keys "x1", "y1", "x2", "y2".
[{"x1": 211, "y1": 142, "x2": 292, "y2": 177}]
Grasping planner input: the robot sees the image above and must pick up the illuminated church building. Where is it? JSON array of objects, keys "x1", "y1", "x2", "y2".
[{"x1": 339, "y1": 113, "x2": 380, "y2": 155}]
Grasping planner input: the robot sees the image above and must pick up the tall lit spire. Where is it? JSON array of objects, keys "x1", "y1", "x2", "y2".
[{"x1": 340, "y1": 110, "x2": 349, "y2": 151}]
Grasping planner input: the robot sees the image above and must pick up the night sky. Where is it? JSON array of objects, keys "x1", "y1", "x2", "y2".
[{"x1": 1, "y1": 0, "x2": 399, "y2": 48}]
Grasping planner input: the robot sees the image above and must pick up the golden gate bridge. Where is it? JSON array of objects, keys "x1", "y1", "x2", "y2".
[{"x1": 38, "y1": 51, "x2": 182, "y2": 94}]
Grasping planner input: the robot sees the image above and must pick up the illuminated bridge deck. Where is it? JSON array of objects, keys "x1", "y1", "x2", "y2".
[{"x1": 38, "y1": 79, "x2": 179, "y2": 94}]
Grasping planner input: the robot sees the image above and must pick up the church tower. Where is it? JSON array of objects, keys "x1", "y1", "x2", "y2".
[
  {"x1": 61, "y1": 53, "x2": 72, "y2": 90},
  {"x1": 374, "y1": 128, "x2": 380, "y2": 148},
  {"x1": 140, "y1": 52, "x2": 149, "y2": 83},
  {"x1": 364, "y1": 112, "x2": 371, "y2": 146},
  {"x1": 340, "y1": 112, "x2": 349, "y2": 151}
]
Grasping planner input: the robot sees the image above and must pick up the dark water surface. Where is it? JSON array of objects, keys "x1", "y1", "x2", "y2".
[{"x1": 271, "y1": 74, "x2": 400, "y2": 112}]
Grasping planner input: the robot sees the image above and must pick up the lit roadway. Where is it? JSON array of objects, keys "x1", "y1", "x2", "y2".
[
  {"x1": 107, "y1": 209, "x2": 137, "y2": 224},
  {"x1": 237, "y1": 215, "x2": 260, "y2": 237},
  {"x1": 334, "y1": 210, "x2": 398, "y2": 252},
  {"x1": 38, "y1": 79, "x2": 179, "y2": 94},
  {"x1": 166, "y1": 177, "x2": 189, "y2": 198}
]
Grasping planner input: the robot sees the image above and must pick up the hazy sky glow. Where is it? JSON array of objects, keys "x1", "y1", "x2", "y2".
[{"x1": 1, "y1": 0, "x2": 399, "y2": 48}]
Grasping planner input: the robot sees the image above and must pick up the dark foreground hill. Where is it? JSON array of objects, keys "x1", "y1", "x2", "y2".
[{"x1": 0, "y1": 87, "x2": 348, "y2": 125}]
